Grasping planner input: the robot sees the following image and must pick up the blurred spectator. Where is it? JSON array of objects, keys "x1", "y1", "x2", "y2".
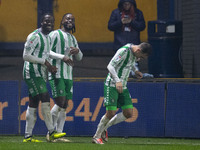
[{"x1": 108, "y1": 0, "x2": 146, "y2": 52}]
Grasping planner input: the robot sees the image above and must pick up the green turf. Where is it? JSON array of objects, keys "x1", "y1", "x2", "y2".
[{"x1": 0, "y1": 136, "x2": 200, "y2": 150}]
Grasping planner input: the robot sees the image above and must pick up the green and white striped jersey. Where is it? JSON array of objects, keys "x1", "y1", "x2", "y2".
[
  {"x1": 105, "y1": 44, "x2": 136, "y2": 88},
  {"x1": 48, "y1": 29, "x2": 82, "y2": 80},
  {"x1": 23, "y1": 29, "x2": 51, "y2": 80}
]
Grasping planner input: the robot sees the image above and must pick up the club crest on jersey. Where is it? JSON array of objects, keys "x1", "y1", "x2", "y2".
[
  {"x1": 29, "y1": 88, "x2": 34, "y2": 94},
  {"x1": 40, "y1": 85, "x2": 44, "y2": 90},
  {"x1": 111, "y1": 99, "x2": 115, "y2": 103},
  {"x1": 59, "y1": 90, "x2": 64, "y2": 94}
]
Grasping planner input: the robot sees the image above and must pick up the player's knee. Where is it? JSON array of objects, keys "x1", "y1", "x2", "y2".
[
  {"x1": 55, "y1": 97, "x2": 67, "y2": 108},
  {"x1": 123, "y1": 110, "x2": 133, "y2": 119}
]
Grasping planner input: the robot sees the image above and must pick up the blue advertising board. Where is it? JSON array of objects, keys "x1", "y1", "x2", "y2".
[
  {"x1": 19, "y1": 81, "x2": 165, "y2": 137},
  {"x1": 0, "y1": 81, "x2": 19, "y2": 134},
  {"x1": 165, "y1": 83, "x2": 200, "y2": 138},
  {"x1": 4, "y1": 80, "x2": 200, "y2": 138},
  {"x1": 20, "y1": 81, "x2": 105, "y2": 136},
  {"x1": 108, "y1": 82, "x2": 165, "y2": 137}
]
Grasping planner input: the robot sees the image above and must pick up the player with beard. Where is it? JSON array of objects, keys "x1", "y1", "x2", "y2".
[
  {"x1": 23, "y1": 13, "x2": 73, "y2": 142},
  {"x1": 47, "y1": 13, "x2": 83, "y2": 142}
]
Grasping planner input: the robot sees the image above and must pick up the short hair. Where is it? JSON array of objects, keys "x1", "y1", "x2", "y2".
[
  {"x1": 41, "y1": 13, "x2": 54, "y2": 23},
  {"x1": 139, "y1": 42, "x2": 152, "y2": 56}
]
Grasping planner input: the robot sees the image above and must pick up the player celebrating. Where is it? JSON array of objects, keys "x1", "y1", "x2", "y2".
[
  {"x1": 47, "y1": 13, "x2": 83, "y2": 142},
  {"x1": 23, "y1": 13, "x2": 73, "y2": 142},
  {"x1": 92, "y1": 42, "x2": 152, "y2": 144}
]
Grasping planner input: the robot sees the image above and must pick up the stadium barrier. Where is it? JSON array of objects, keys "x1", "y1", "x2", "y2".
[
  {"x1": 0, "y1": 80, "x2": 200, "y2": 138},
  {"x1": 0, "y1": 81, "x2": 19, "y2": 134}
]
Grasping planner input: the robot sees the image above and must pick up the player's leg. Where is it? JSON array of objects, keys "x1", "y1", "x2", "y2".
[
  {"x1": 53, "y1": 79, "x2": 73, "y2": 142},
  {"x1": 51, "y1": 96, "x2": 66, "y2": 128},
  {"x1": 103, "y1": 89, "x2": 133, "y2": 141},
  {"x1": 23, "y1": 78, "x2": 43, "y2": 142},
  {"x1": 55, "y1": 79, "x2": 73, "y2": 132},
  {"x1": 93, "y1": 113, "x2": 111, "y2": 139},
  {"x1": 24, "y1": 95, "x2": 40, "y2": 140},
  {"x1": 104, "y1": 109, "x2": 132, "y2": 130},
  {"x1": 49, "y1": 78, "x2": 67, "y2": 129},
  {"x1": 56, "y1": 99, "x2": 68, "y2": 133},
  {"x1": 50, "y1": 100, "x2": 71, "y2": 143},
  {"x1": 92, "y1": 85, "x2": 118, "y2": 144},
  {"x1": 92, "y1": 114, "x2": 110, "y2": 144},
  {"x1": 104, "y1": 88, "x2": 133, "y2": 129},
  {"x1": 40, "y1": 92, "x2": 54, "y2": 133},
  {"x1": 40, "y1": 92, "x2": 66, "y2": 141},
  {"x1": 36, "y1": 78, "x2": 66, "y2": 141}
]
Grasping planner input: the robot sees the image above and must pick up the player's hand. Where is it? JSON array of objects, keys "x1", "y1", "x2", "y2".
[
  {"x1": 69, "y1": 47, "x2": 79, "y2": 55},
  {"x1": 135, "y1": 71, "x2": 143, "y2": 79},
  {"x1": 44, "y1": 60, "x2": 57, "y2": 74},
  {"x1": 116, "y1": 82, "x2": 123, "y2": 93},
  {"x1": 63, "y1": 56, "x2": 74, "y2": 66}
]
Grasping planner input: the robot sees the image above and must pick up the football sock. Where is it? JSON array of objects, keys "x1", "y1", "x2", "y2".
[
  {"x1": 93, "y1": 115, "x2": 110, "y2": 138},
  {"x1": 51, "y1": 104, "x2": 61, "y2": 129},
  {"x1": 56, "y1": 108, "x2": 66, "y2": 133},
  {"x1": 25, "y1": 106, "x2": 37, "y2": 138},
  {"x1": 41, "y1": 102, "x2": 54, "y2": 134},
  {"x1": 104, "y1": 112, "x2": 127, "y2": 131}
]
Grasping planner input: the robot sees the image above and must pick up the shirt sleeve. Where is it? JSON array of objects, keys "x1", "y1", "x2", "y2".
[
  {"x1": 74, "y1": 50, "x2": 83, "y2": 61},
  {"x1": 107, "y1": 48, "x2": 127, "y2": 82},
  {"x1": 49, "y1": 50, "x2": 65, "y2": 59},
  {"x1": 23, "y1": 34, "x2": 45, "y2": 64},
  {"x1": 72, "y1": 35, "x2": 83, "y2": 61},
  {"x1": 107, "y1": 63, "x2": 120, "y2": 82}
]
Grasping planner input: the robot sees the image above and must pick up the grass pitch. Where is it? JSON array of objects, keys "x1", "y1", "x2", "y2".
[{"x1": 0, "y1": 135, "x2": 200, "y2": 150}]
